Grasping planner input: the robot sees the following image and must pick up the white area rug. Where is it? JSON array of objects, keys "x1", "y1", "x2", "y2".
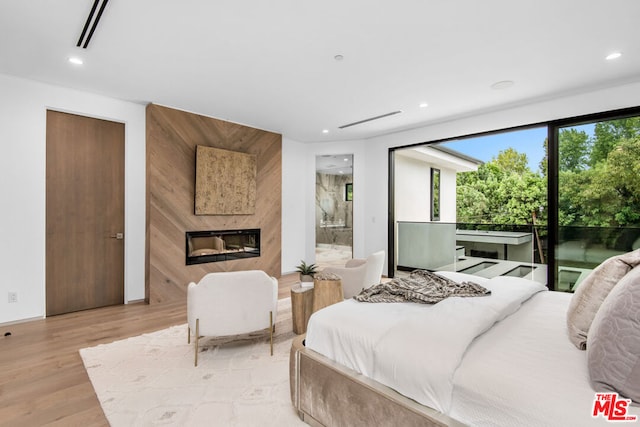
[{"x1": 80, "y1": 298, "x2": 305, "y2": 426}]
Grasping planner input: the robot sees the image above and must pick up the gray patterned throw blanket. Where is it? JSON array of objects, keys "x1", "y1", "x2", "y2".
[{"x1": 354, "y1": 270, "x2": 491, "y2": 304}]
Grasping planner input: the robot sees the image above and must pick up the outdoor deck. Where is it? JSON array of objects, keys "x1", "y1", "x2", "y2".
[{"x1": 436, "y1": 256, "x2": 548, "y2": 285}]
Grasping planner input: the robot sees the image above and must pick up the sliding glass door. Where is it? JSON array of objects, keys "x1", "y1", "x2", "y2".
[
  {"x1": 389, "y1": 106, "x2": 640, "y2": 291},
  {"x1": 554, "y1": 115, "x2": 640, "y2": 291},
  {"x1": 393, "y1": 127, "x2": 548, "y2": 284}
]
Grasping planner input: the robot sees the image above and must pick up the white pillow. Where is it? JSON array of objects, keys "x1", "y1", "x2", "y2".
[
  {"x1": 566, "y1": 249, "x2": 640, "y2": 350},
  {"x1": 587, "y1": 265, "x2": 640, "y2": 403}
]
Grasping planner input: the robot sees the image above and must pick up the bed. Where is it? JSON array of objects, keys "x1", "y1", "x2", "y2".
[{"x1": 289, "y1": 270, "x2": 640, "y2": 426}]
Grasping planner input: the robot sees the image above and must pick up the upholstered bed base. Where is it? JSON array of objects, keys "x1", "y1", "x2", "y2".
[{"x1": 289, "y1": 335, "x2": 464, "y2": 427}]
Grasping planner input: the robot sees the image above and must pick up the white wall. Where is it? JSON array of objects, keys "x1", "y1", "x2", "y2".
[
  {"x1": 394, "y1": 155, "x2": 431, "y2": 222},
  {"x1": 0, "y1": 74, "x2": 146, "y2": 324},
  {"x1": 394, "y1": 155, "x2": 459, "y2": 223},
  {"x1": 281, "y1": 137, "x2": 307, "y2": 274}
]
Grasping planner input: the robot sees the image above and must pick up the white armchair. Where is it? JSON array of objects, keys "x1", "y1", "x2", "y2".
[
  {"x1": 187, "y1": 270, "x2": 278, "y2": 366},
  {"x1": 322, "y1": 250, "x2": 385, "y2": 299}
]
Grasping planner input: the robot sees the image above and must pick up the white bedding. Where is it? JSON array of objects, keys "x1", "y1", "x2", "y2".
[
  {"x1": 305, "y1": 272, "x2": 640, "y2": 426},
  {"x1": 306, "y1": 272, "x2": 546, "y2": 413},
  {"x1": 449, "y1": 291, "x2": 640, "y2": 427},
  {"x1": 303, "y1": 297, "x2": 427, "y2": 378}
]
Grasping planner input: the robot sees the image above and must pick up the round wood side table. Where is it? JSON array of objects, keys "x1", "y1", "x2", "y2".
[
  {"x1": 312, "y1": 272, "x2": 343, "y2": 313},
  {"x1": 291, "y1": 283, "x2": 314, "y2": 335}
]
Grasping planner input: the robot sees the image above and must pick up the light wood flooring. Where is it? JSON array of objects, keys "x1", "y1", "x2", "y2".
[{"x1": 0, "y1": 273, "x2": 298, "y2": 427}]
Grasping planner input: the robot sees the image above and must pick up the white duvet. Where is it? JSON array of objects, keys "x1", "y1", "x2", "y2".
[
  {"x1": 449, "y1": 291, "x2": 640, "y2": 427},
  {"x1": 306, "y1": 272, "x2": 546, "y2": 413}
]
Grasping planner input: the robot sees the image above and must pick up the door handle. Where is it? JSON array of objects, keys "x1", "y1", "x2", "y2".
[{"x1": 110, "y1": 232, "x2": 124, "y2": 240}]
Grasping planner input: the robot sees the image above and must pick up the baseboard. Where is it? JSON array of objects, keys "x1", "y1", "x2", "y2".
[{"x1": 0, "y1": 316, "x2": 44, "y2": 328}]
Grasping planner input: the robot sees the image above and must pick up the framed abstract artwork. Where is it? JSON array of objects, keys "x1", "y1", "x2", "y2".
[{"x1": 195, "y1": 145, "x2": 257, "y2": 215}]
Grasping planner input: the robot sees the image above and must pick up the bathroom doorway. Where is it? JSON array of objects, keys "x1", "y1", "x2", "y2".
[{"x1": 315, "y1": 154, "x2": 353, "y2": 268}]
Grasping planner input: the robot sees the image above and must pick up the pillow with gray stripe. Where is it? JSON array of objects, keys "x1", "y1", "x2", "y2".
[
  {"x1": 587, "y1": 264, "x2": 640, "y2": 403},
  {"x1": 566, "y1": 249, "x2": 640, "y2": 350}
]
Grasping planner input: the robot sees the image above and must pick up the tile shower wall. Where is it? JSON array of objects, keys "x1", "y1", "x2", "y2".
[{"x1": 316, "y1": 173, "x2": 353, "y2": 246}]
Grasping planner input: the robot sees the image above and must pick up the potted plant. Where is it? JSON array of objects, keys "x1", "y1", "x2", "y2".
[{"x1": 296, "y1": 260, "x2": 318, "y2": 283}]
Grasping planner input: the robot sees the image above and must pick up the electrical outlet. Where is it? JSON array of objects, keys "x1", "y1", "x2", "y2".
[{"x1": 8, "y1": 292, "x2": 17, "y2": 303}]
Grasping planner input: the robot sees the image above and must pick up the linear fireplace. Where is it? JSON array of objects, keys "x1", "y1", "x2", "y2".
[{"x1": 186, "y1": 229, "x2": 261, "y2": 265}]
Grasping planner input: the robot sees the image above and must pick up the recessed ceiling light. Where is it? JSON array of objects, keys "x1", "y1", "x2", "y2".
[
  {"x1": 68, "y1": 57, "x2": 83, "y2": 65},
  {"x1": 419, "y1": 102, "x2": 429, "y2": 108},
  {"x1": 334, "y1": 54, "x2": 344, "y2": 61},
  {"x1": 322, "y1": 129, "x2": 329, "y2": 134},
  {"x1": 343, "y1": 158, "x2": 349, "y2": 161},
  {"x1": 490, "y1": 80, "x2": 515, "y2": 90},
  {"x1": 606, "y1": 52, "x2": 622, "y2": 60}
]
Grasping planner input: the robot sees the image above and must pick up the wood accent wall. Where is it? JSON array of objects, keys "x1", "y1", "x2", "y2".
[{"x1": 146, "y1": 104, "x2": 282, "y2": 303}]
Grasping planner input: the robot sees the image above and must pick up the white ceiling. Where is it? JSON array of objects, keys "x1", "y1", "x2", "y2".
[
  {"x1": 316, "y1": 154, "x2": 353, "y2": 175},
  {"x1": 2, "y1": 1, "x2": 639, "y2": 143}
]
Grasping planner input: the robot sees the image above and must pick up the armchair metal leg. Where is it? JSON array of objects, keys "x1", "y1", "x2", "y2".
[
  {"x1": 269, "y1": 311, "x2": 273, "y2": 356},
  {"x1": 194, "y1": 318, "x2": 199, "y2": 367},
  {"x1": 187, "y1": 326, "x2": 191, "y2": 344}
]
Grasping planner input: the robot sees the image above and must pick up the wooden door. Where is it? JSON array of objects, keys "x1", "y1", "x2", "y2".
[{"x1": 46, "y1": 110, "x2": 125, "y2": 316}]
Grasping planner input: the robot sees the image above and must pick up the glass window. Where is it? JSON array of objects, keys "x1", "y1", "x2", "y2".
[
  {"x1": 390, "y1": 107, "x2": 640, "y2": 291},
  {"x1": 394, "y1": 127, "x2": 547, "y2": 284},
  {"x1": 555, "y1": 116, "x2": 640, "y2": 291},
  {"x1": 430, "y1": 168, "x2": 440, "y2": 221}
]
